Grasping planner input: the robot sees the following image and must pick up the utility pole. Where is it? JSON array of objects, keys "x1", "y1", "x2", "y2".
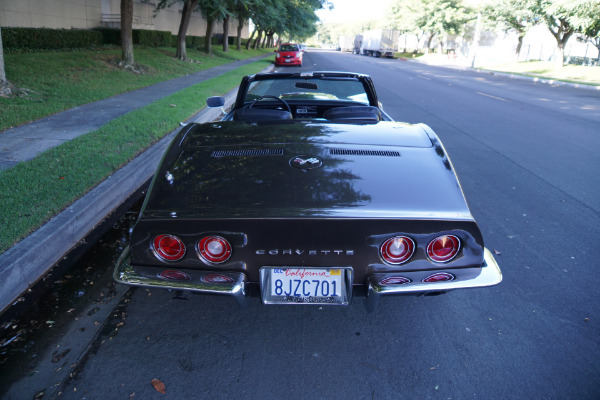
[{"x1": 470, "y1": 13, "x2": 481, "y2": 68}]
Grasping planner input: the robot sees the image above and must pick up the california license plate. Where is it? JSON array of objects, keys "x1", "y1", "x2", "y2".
[{"x1": 260, "y1": 267, "x2": 352, "y2": 305}]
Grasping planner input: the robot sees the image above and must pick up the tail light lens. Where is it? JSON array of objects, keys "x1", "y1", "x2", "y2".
[
  {"x1": 198, "y1": 235, "x2": 232, "y2": 264},
  {"x1": 380, "y1": 236, "x2": 415, "y2": 264},
  {"x1": 380, "y1": 276, "x2": 411, "y2": 285},
  {"x1": 202, "y1": 273, "x2": 234, "y2": 283},
  {"x1": 427, "y1": 235, "x2": 460, "y2": 262},
  {"x1": 423, "y1": 272, "x2": 455, "y2": 282},
  {"x1": 153, "y1": 234, "x2": 186, "y2": 261},
  {"x1": 158, "y1": 270, "x2": 191, "y2": 281}
]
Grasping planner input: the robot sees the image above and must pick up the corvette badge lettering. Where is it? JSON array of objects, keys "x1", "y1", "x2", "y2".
[{"x1": 256, "y1": 249, "x2": 354, "y2": 256}]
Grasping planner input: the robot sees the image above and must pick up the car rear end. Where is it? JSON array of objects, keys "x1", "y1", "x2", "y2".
[
  {"x1": 275, "y1": 43, "x2": 302, "y2": 66},
  {"x1": 114, "y1": 121, "x2": 501, "y2": 308}
]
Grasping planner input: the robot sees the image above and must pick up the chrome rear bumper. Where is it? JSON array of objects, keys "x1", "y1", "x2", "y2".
[
  {"x1": 365, "y1": 248, "x2": 502, "y2": 311},
  {"x1": 114, "y1": 247, "x2": 501, "y2": 310},
  {"x1": 113, "y1": 247, "x2": 249, "y2": 307}
]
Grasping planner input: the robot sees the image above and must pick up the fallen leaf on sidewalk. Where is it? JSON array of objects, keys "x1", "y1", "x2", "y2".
[{"x1": 151, "y1": 378, "x2": 166, "y2": 394}]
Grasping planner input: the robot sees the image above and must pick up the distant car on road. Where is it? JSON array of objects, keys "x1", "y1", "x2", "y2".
[
  {"x1": 274, "y1": 43, "x2": 302, "y2": 67},
  {"x1": 114, "y1": 71, "x2": 502, "y2": 310}
]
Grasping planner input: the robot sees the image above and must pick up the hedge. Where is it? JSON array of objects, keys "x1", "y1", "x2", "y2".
[
  {"x1": 2, "y1": 27, "x2": 103, "y2": 51},
  {"x1": 3, "y1": 26, "x2": 239, "y2": 52}
]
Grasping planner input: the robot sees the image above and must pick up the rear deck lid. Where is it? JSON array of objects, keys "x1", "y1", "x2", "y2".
[{"x1": 142, "y1": 122, "x2": 473, "y2": 220}]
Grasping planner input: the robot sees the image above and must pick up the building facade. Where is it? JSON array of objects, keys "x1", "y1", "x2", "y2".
[{"x1": 0, "y1": 0, "x2": 248, "y2": 38}]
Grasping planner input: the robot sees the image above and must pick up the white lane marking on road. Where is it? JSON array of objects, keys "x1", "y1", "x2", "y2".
[
  {"x1": 417, "y1": 75, "x2": 431, "y2": 80},
  {"x1": 476, "y1": 92, "x2": 509, "y2": 102}
]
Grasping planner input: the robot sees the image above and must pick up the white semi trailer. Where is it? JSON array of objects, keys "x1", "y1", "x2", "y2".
[{"x1": 360, "y1": 29, "x2": 400, "y2": 58}]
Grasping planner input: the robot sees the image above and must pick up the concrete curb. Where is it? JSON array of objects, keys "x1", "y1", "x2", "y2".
[{"x1": 0, "y1": 63, "x2": 273, "y2": 314}]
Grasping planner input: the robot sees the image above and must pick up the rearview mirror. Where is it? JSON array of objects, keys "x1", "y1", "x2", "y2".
[{"x1": 295, "y1": 82, "x2": 318, "y2": 90}]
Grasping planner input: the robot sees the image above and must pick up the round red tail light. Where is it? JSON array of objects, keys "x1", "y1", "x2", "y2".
[
  {"x1": 427, "y1": 235, "x2": 460, "y2": 262},
  {"x1": 380, "y1": 236, "x2": 415, "y2": 264},
  {"x1": 422, "y1": 272, "x2": 455, "y2": 282},
  {"x1": 198, "y1": 236, "x2": 232, "y2": 264},
  {"x1": 153, "y1": 235, "x2": 186, "y2": 261}
]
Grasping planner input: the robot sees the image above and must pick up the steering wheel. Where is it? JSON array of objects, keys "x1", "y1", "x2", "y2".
[{"x1": 247, "y1": 95, "x2": 291, "y2": 113}]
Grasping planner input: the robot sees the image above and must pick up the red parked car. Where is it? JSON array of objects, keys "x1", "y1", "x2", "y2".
[{"x1": 275, "y1": 43, "x2": 303, "y2": 67}]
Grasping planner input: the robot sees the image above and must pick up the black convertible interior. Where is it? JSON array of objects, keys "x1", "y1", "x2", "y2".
[{"x1": 232, "y1": 103, "x2": 382, "y2": 123}]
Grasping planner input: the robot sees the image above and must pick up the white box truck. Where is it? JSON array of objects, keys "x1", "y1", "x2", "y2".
[
  {"x1": 359, "y1": 29, "x2": 400, "y2": 58},
  {"x1": 338, "y1": 35, "x2": 354, "y2": 52}
]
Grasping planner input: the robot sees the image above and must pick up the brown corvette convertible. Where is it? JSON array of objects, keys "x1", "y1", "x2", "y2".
[{"x1": 114, "y1": 72, "x2": 502, "y2": 310}]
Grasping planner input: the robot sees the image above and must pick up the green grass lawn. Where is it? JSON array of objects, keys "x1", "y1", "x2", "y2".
[
  {"x1": 0, "y1": 49, "x2": 274, "y2": 253},
  {"x1": 0, "y1": 46, "x2": 272, "y2": 131},
  {"x1": 481, "y1": 61, "x2": 600, "y2": 86}
]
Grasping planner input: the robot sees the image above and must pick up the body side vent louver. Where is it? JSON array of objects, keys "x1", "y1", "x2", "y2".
[
  {"x1": 329, "y1": 148, "x2": 401, "y2": 157},
  {"x1": 211, "y1": 149, "x2": 284, "y2": 158}
]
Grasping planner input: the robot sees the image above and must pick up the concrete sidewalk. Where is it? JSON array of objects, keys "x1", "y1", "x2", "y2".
[
  {"x1": 0, "y1": 55, "x2": 272, "y2": 313},
  {"x1": 0, "y1": 54, "x2": 268, "y2": 170}
]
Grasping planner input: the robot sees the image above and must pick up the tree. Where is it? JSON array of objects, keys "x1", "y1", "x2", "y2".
[
  {"x1": 0, "y1": 26, "x2": 10, "y2": 97},
  {"x1": 421, "y1": 0, "x2": 473, "y2": 53},
  {"x1": 390, "y1": 0, "x2": 473, "y2": 53},
  {"x1": 540, "y1": 0, "x2": 577, "y2": 67},
  {"x1": 198, "y1": 0, "x2": 230, "y2": 55},
  {"x1": 233, "y1": 0, "x2": 253, "y2": 50},
  {"x1": 121, "y1": 0, "x2": 135, "y2": 66},
  {"x1": 248, "y1": 0, "x2": 322, "y2": 47},
  {"x1": 483, "y1": 0, "x2": 541, "y2": 59},
  {"x1": 557, "y1": 0, "x2": 600, "y2": 62},
  {"x1": 154, "y1": 0, "x2": 199, "y2": 60},
  {"x1": 177, "y1": 0, "x2": 199, "y2": 60}
]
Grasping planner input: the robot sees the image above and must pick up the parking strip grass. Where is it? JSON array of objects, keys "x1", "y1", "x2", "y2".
[
  {"x1": 481, "y1": 61, "x2": 600, "y2": 86},
  {"x1": 0, "y1": 47, "x2": 272, "y2": 132},
  {"x1": 0, "y1": 58, "x2": 273, "y2": 253}
]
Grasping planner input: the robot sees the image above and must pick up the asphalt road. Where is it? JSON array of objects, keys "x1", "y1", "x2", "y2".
[{"x1": 6, "y1": 49, "x2": 599, "y2": 400}]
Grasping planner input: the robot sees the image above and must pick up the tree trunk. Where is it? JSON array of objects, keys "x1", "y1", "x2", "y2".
[
  {"x1": 176, "y1": 0, "x2": 198, "y2": 60},
  {"x1": 556, "y1": 43, "x2": 566, "y2": 68},
  {"x1": 0, "y1": 27, "x2": 6, "y2": 84},
  {"x1": 425, "y1": 33, "x2": 435, "y2": 54},
  {"x1": 205, "y1": 18, "x2": 215, "y2": 55},
  {"x1": 246, "y1": 28, "x2": 256, "y2": 50},
  {"x1": 120, "y1": 0, "x2": 134, "y2": 65},
  {"x1": 0, "y1": 26, "x2": 11, "y2": 97},
  {"x1": 222, "y1": 14, "x2": 230, "y2": 52},
  {"x1": 549, "y1": 18, "x2": 574, "y2": 68},
  {"x1": 236, "y1": 18, "x2": 244, "y2": 51},
  {"x1": 253, "y1": 30, "x2": 262, "y2": 49},
  {"x1": 515, "y1": 34, "x2": 524, "y2": 61},
  {"x1": 261, "y1": 33, "x2": 267, "y2": 48}
]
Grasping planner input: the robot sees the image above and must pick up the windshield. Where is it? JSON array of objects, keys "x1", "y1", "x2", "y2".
[
  {"x1": 245, "y1": 78, "x2": 370, "y2": 104},
  {"x1": 278, "y1": 44, "x2": 299, "y2": 52}
]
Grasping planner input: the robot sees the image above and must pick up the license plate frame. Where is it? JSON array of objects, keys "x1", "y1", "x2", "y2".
[{"x1": 260, "y1": 267, "x2": 353, "y2": 305}]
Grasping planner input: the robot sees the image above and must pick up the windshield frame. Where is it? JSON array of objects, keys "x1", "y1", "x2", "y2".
[{"x1": 233, "y1": 72, "x2": 379, "y2": 110}]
